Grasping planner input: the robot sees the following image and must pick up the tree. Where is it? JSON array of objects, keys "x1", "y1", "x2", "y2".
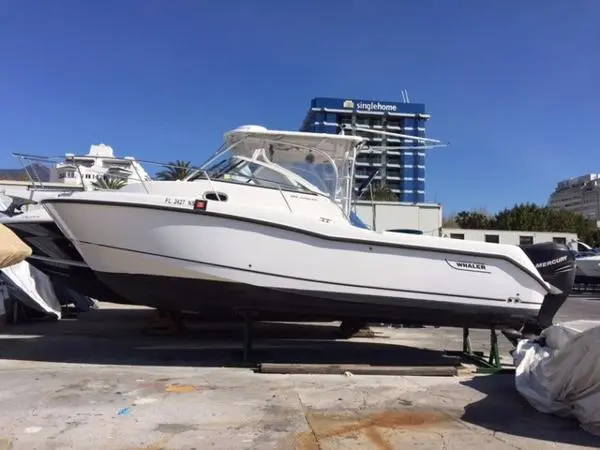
[
  {"x1": 454, "y1": 210, "x2": 495, "y2": 229},
  {"x1": 582, "y1": 227, "x2": 600, "y2": 248},
  {"x1": 494, "y1": 203, "x2": 553, "y2": 231},
  {"x1": 442, "y1": 214, "x2": 458, "y2": 228},
  {"x1": 155, "y1": 160, "x2": 194, "y2": 181},
  {"x1": 452, "y1": 202, "x2": 600, "y2": 247},
  {"x1": 92, "y1": 175, "x2": 127, "y2": 190},
  {"x1": 361, "y1": 184, "x2": 398, "y2": 202}
]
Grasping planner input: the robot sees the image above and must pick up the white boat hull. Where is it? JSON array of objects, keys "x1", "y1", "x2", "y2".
[
  {"x1": 575, "y1": 257, "x2": 600, "y2": 284},
  {"x1": 43, "y1": 194, "x2": 551, "y2": 328}
]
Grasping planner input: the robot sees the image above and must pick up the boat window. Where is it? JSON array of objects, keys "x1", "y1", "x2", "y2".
[
  {"x1": 349, "y1": 211, "x2": 369, "y2": 229},
  {"x1": 273, "y1": 161, "x2": 333, "y2": 194},
  {"x1": 187, "y1": 157, "x2": 318, "y2": 194},
  {"x1": 187, "y1": 136, "x2": 351, "y2": 205}
]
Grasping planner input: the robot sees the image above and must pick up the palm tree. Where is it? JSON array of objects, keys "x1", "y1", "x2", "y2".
[
  {"x1": 362, "y1": 183, "x2": 398, "y2": 202},
  {"x1": 155, "y1": 160, "x2": 194, "y2": 181},
  {"x1": 92, "y1": 175, "x2": 127, "y2": 190}
]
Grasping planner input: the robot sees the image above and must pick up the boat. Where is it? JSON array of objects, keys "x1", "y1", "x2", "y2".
[
  {"x1": 573, "y1": 251, "x2": 600, "y2": 285},
  {"x1": 1, "y1": 207, "x2": 132, "y2": 305},
  {"x1": 560, "y1": 240, "x2": 600, "y2": 286},
  {"x1": 0, "y1": 220, "x2": 63, "y2": 319},
  {"x1": 38, "y1": 125, "x2": 576, "y2": 334},
  {"x1": 0, "y1": 144, "x2": 151, "y2": 305}
]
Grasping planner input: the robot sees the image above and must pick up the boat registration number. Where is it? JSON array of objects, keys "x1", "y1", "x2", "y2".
[{"x1": 164, "y1": 197, "x2": 194, "y2": 208}]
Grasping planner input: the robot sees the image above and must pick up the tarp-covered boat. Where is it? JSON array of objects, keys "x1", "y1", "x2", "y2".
[{"x1": 514, "y1": 320, "x2": 600, "y2": 436}]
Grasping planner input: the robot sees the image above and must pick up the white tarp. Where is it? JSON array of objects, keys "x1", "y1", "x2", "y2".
[
  {"x1": 0, "y1": 209, "x2": 61, "y2": 318},
  {"x1": 0, "y1": 202, "x2": 97, "y2": 317},
  {"x1": 0, "y1": 261, "x2": 62, "y2": 319},
  {"x1": 514, "y1": 320, "x2": 600, "y2": 436}
]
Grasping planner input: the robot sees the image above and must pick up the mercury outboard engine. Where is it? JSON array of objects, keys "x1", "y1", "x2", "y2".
[{"x1": 507, "y1": 242, "x2": 576, "y2": 341}]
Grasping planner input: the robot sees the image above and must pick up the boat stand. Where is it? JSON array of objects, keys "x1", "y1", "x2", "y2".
[
  {"x1": 239, "y1": 311, "x2": 257, "y2": 364},
  {"x1": 446, "y1": 327, "x2": 510, "y2": 374}
]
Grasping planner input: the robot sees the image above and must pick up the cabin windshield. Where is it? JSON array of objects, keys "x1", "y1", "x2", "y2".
[
  {"x1": 189, "y1": 142, "x2": 344, "y2": 199},
  {"x1": 187, "y1": 155, "x2": 332, "y2": 196},
  {"x1": 185, "y1": 130, "x2": 362, "y2": 215}
]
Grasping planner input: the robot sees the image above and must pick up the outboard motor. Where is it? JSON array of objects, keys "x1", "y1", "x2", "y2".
[{"x1": 519, "y1": 241, "x2": 577, "y2": 332}]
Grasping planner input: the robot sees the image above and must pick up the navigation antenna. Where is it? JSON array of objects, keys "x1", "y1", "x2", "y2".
[{"x1": 400, "y1": 89, "x2": 411, "y2": 103}]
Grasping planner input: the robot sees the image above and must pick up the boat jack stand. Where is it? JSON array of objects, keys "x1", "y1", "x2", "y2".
[
  {"x1": 447, "y1": 327, "x2": 507, "y2": 373},
  {"x1": 240, "y1": 311, "x2": 257, "y2": 364}
]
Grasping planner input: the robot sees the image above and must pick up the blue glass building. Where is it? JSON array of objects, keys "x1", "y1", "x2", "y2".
[{"x1": 299, "y1": 97, "x2": 429, "y2": 203}]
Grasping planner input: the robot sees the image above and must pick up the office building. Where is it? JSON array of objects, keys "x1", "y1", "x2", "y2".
[
  {"x1": 548, "y1": 174, "x2": 600, "y2": 222},
  {"x1": 299, "y1": 97, "x2": 430, "y2": 203}
]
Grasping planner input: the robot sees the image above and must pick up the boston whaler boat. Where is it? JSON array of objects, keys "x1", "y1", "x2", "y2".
[{"x1": 40, "y1": 125, "x2": 576, "y2": 337}]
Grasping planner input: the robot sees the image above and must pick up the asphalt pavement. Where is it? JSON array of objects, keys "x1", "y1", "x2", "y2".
[
  {"x1": 0, "y1": 295, "x2": 598, "y2": 449},
  {"x1": 556, "y1": 292, "x2": 600, "y2": 322}
]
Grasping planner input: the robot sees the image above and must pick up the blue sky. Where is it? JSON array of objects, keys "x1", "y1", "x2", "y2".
[{"x1": 0, "y1": 0, "x2": 598, "y2": 215}]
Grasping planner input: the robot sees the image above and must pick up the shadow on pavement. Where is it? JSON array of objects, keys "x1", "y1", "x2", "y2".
[
  {"x1": 460, "y1": 374, "x2": 599, "y2": 447},
  {"x1": 0, "y1": 306, "x2": 460, "y2": 368}
]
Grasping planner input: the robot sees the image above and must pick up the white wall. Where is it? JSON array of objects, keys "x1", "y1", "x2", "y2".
[
  {"x1": 354, "y1": 202, "x2": 442, "y2": 235},
  {"x1": 351, "y1": 201, "x2": 579, "y2": 246},
  {"x1": 440, "y1": 228, "x2": 578, "y2": 246}
]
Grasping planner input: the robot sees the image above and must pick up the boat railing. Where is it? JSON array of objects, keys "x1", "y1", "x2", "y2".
[
  {"x1": 9, "y1": 153, "x2": 326, "y2": 208},
  {"x1": 339, "y1": 125, "x2": 449, "y2": 226},
  {"x1": 11, "y1": 126, "x2": 448, "y2": 220},
  {"x1": 10, "y1": 152, "x2": 214, "y2": 194}
]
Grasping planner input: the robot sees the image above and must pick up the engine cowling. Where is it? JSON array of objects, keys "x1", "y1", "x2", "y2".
[{"x1": 520, "y1": 241, "x2": 577, "y2": 330}]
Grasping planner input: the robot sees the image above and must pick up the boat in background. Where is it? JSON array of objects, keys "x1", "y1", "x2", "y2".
[
  {"x1": 0, "y1": 144, "x2": 151, "y2": 305},
  {"x1": 561, "y1": 240, "x2": 600, "y2": 286},
  {"x1": 574, "y1": 251, "x2": 600, "y2": 286},
  {"x1": 0, "y1": 218, "x2": 62, "y2": 319},
  {"x1": 1, "y1": 207, "x2": 132, "y2": 305},
  {"x1": 40, "y1": 125, "x2": 576, "y2": 338}
]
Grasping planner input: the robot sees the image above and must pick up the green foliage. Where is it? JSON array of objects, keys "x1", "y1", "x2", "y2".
[
  {"x1": 455, "y1": 210, "x2": 494, "y2": 229},
  {"x1": 155, "y1": 160, "x2": 193, "y2": 181},
  {"x1": 361, "y1": 183, "x2": 398, "y2": 202},
  {"x1": 452, "y1": 202, "x2": 600, "y2": 246},
  {"x1": 92, "y1": 175, "x2": 127, "y2": 190},
  {"x1": 442, "y1": 212, "x2": 458, "y2": 227}
]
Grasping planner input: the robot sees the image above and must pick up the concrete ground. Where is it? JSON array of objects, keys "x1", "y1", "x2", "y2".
[{"x1": 0, "y1": 294, "x2": 598, "y2": 449}]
